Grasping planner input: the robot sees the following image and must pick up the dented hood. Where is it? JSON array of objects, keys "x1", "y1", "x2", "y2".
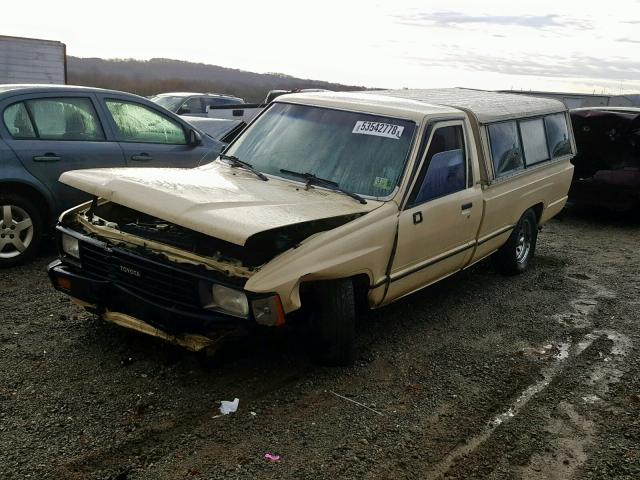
[{"x1": 59, "y1": 162, "x2": 380, "y2": 246}]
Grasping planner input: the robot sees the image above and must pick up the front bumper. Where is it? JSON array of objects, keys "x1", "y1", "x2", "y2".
[{"x1": 48, "y1": 259, "x2": 253, "y2": 338}]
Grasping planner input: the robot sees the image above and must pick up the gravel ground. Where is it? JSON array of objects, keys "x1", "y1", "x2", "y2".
[{"x1": 1, "y1": 208, "x2": 639, "y2": 480}]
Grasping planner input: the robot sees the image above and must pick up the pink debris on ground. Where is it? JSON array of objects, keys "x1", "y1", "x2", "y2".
[{"x1": 264, "y1": 453, "x2": 281, "y2": 462}]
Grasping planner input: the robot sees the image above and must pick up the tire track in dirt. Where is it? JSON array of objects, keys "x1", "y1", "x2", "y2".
[{"x1": 420, "y1": 271, "x2": 631, "y2": 479}]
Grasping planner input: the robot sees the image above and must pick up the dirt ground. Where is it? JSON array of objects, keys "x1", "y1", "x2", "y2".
[{"x1": 1, "y1": 208, "x2": 639, "y2": 480}]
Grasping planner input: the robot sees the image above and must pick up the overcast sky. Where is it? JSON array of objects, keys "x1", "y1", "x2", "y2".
[{"x1": 2, "y1": 0, "x2": 639, "y2": 93}]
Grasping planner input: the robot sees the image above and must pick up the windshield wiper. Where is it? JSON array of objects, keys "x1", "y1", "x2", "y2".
[
  {"x1": 279, "y1": 169, "x2": 367, "y2": 204},
  {"x1": 219, "y1": 154, "x2": 268, "y2": 181}
]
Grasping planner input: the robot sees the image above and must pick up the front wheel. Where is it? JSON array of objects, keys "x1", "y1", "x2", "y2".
[
  {"x1": 0, "y1": 194, "x2": 43, "y2": 268},
  {"x1": 309, "y1": 278, "x2": 356, "y2": 366},
  {"x1": 494, "y1": 209, "x2": 538, "y2": 275}
]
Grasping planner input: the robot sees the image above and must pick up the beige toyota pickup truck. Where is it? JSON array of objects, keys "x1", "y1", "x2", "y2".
[{"x1": 49, "y1": 89, "x2": 575, "y2": 365}]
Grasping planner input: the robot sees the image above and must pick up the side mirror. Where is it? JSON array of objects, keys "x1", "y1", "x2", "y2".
[
  {"x1": 188, "y1": 129, "x2": 202, "y2": 146},
  {"x1": 178, "y1": 105, "x2": 190, "y2": 114}
]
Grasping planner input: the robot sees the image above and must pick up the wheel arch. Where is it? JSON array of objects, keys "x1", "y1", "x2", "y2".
[
  {"x1": 298, "y1": 272, "x2": 372, "y2": 314},
  {"x1": 529, "y1": 202, "x2": 544, "y2": 224}
]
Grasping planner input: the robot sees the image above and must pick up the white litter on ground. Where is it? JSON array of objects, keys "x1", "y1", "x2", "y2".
[{"x1": 219, "y1": 398, "x2": 239, "y2": 415}]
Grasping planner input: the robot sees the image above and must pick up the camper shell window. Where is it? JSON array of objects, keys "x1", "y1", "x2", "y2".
[
  {"x1": 520, "y1": 118, "x2": 550, "y2": 166},
  {"x1": 488, "y1": 112, "x2": 573, "y2": 178},
  {"x1": 488, "y1": 121, "x2": 524, "y2": 177}
]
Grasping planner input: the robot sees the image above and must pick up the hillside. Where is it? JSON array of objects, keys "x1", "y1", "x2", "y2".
[{"x1": 67, "y1": 57, "x2": 367, "y2": 102}]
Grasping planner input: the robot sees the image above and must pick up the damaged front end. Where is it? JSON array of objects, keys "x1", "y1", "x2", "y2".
[{"x1": 48, "y1": 198, "x2": 363, "y2": 348}]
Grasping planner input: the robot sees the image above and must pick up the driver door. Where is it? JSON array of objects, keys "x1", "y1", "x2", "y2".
[{"x1": 386, "y1": 120, "x2": 483, "y2": 301}]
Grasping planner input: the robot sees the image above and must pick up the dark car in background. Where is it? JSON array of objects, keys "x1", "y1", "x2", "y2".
[
  {"x1": 151, "y1": 92, "x2": 244, "y2": 116},
  {"x1": 569, "y1": 107, "x2": 640, "y2": 212},
  {"x1": 0, "y1": 84, "x2": 224, "y2": 267}
]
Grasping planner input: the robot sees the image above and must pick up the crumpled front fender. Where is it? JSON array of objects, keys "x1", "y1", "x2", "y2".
[{"x1": 245, "y1": 202, "x2": 399, "y2": 312}]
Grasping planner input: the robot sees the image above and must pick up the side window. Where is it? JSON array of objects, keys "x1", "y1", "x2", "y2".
[
  {"x1": 488, "y1": 121, "x2": 524, "y2": 177},
  {"x1": 105, "y1": 100, "x2": 187, "y2": 144},
  {"x1": 208, "y1": 98, "x2": 242, "y2": 107},
  {"x1": 207, "y1": 98, "x2": 224, "y2": 108},
  {"x1": 181, "y1": 97, "x2": 205, "y2": 114},
  {"x1": 25, "y1": 98, "x2": 104, "y2": 141},
  {"x1": 220, "y1": 98, "x2": 242, "y2": 105},
  {"x1": 519, "y1": 118, "x2": 549, "y2": 166},
  {"x1": 409, "y1": 125, "x2": 466, "y2": 205},
  {"x1": 3, "y1": 103, "x2": 36, "y2": 139},
  {"x1": 545, "y1": 113, "x2": 572, "y2": 158}
]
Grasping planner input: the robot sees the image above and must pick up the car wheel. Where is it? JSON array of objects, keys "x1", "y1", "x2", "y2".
[
  {"x1": 310, "y1": 278, "x2": 356, "y2": 366},
  {"x1": 0, "y1": 194, "x2": 43, "y2": 268},
  {"x1": 494, "y1": 208, "x2": 538, "y2": 276}
]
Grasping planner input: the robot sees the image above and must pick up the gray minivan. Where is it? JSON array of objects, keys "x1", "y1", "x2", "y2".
[{"x1": 0, "y1": 85, "x2": 224, "y2": 267}]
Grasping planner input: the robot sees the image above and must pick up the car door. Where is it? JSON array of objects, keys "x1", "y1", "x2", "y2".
[
  {"x1": 386, "y1": 120, "x2": 483, "y2": 301},
  {"x1": 98, "y1": 96, "x2": 215, "y2": 168},
  {"x1": 0, "y1": 93, "x2": 126, "y2": 211}
]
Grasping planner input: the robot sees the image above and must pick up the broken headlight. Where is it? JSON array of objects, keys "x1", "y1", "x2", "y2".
[{"x1": 201, "y1": 284, "x2": 249, "y2": 318}]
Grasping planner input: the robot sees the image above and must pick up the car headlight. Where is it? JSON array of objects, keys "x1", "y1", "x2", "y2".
[
  {"x1": 61, "y1": 234, "x2": 80, "y2": 259},
  {"x1": 202, "y1": 284, "x2": 249, "y2": 318}
]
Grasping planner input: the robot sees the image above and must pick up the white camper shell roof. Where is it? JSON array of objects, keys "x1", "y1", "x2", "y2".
[
  {"x1": 376, "y1": 88, "x2": 567, "y2": 124},
  {"x1": 279, "y1": 88, "x2": 567, "y2": 125}
]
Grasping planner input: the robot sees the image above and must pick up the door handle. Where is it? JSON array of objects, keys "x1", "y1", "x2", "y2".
[
  {"x1": 461, "y1": 202, "x2": 473, "y2": 210},
  {"x1": 32, "y1": 153, "x2": 60, "y2": 162},
  {"x1": 130, "y1": 154, "x2": 153, "y2": 161},
  {"x1": 413, "y1": 211, "x2": 423, "y2": 224}
]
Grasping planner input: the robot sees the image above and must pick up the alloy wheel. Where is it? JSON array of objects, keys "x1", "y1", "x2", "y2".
[
  {"x1": 515, "y1": 218, "x2": 532, "y2": 264},
  {"x1": 0, "y1": 205, "x2": 34, "y2": 259}
]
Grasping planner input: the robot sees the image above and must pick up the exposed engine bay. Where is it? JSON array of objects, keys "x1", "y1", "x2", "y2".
[{"x1": 66, "y1": 199, "x2": 365, "y2": 278}]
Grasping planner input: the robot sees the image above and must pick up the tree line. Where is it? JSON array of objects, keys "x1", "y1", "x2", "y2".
[{"x1": 67, "y1": 57, "x2": 367, "y2": 102}]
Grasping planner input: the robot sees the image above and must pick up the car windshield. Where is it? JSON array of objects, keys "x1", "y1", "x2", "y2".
[
  {"x1": 151, "y1": 95, "x2": 185, "y2": 112},
  {"x1": 224, "y1": 103, "x2": 416, "y2": 197}
]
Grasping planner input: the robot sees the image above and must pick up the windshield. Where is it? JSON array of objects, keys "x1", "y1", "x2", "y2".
[
  {"x1": 151, "y1": 95, "x2": 186, "y2": 112},
  {"x1": 225, "y1": 103, "x2": 416, "y2": 197}
]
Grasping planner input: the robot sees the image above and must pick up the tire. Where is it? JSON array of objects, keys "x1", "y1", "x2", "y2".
[
  {"x1": 310, "y1": 278, "x2": 356, "y2": 366},
  {"x1": 494, "y1": 209, "x2": 538, "y2": 276},
  {"x1": 0, "y1": 193, "x2": 43, "y2": 268}
]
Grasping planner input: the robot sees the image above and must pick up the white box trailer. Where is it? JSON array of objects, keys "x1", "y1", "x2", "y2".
[{"x1": 0, "y1": 35, "x2": 66, "y2": 84}]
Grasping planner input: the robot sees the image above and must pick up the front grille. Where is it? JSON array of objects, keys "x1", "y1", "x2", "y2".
[{"x1": 79, "y1": 242, "x2": 201, "y2": 309}]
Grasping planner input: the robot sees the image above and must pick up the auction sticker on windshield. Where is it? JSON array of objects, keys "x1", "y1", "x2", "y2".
[{"x1": 352, "y1": 121, "x2": 405, "y2": 139}]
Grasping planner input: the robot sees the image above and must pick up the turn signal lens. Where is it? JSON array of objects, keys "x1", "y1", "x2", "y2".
[
  {"x1": 56, "y1": 277, "x2": 72, "y2": 291},
  {"x1": 251, "y1": 295, "x2": 285, "y2": 327}
]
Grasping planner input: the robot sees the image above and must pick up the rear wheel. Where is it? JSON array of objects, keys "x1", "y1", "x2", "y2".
[
  {"x1": 494, "y1": 209, "x2": 538, "y2": 275},
  {"x1": 310, "y1": 278, "x2": 356, "y2": 366},
  {"x1": 0, "y1": 193, "x2": 43, "y2": 268}
]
